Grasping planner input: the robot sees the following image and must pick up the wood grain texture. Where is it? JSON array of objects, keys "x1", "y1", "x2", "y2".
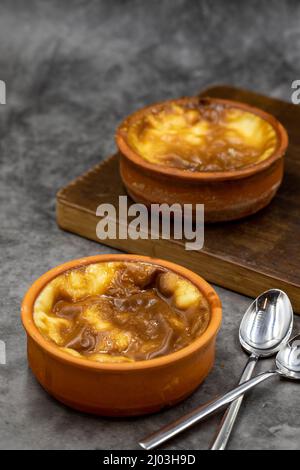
[{"x1": 57, "y1": 86, "x2": 300, "y2": 312}]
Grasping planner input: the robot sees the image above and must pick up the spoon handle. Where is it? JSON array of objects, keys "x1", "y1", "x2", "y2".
[
  {"x1": 139, "y1": 369, "x2": 276, "y2": 450},
  {"x1": 210, "y1": 353, "x2": 258, "y2": 450}
]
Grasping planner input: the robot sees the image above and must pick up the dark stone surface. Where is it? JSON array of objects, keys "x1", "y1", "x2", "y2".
[{"x1": 0, "y1": 0, "x2": 300, "y2": 450}]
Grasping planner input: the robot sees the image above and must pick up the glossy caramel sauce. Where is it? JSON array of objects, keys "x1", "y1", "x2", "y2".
[
  {"x1": 34, "y1": 262, "x2": 210, "y2": 363},
  {"x1": 125, "y1": 100, "x2": 277, "y2": 172}
]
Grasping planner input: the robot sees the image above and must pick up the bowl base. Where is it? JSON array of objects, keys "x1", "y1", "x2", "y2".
[
  {"x1": 125, "y1": 183, "x2": 281, "y2": 223},
  {"x1": 43, "y1": 385, "x2": 202, "y2": 417}
]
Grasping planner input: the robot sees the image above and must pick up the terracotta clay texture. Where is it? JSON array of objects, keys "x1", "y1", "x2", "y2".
[
  {"x1": 116, "y1": 97, "x2": 288, "y2": 222},
  {"x1": 21, "y1": 254, "x2": 222, "y2": 416}
]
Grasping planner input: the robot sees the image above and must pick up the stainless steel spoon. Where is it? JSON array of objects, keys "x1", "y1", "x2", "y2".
[
  {"x1": 139, "y1": 291, "x2": 294, "y2": 451},
  {"x1": 210, "y1": 289, "x2": 293, "y2": 450}
]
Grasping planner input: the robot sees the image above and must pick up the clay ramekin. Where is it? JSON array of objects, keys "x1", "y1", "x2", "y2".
[
  {"x1": 21, "y1": 254, "x2": 222, "y2": 417},
  {"x1": 116, "y1": 97, "x2": 288, "y2": 222}
]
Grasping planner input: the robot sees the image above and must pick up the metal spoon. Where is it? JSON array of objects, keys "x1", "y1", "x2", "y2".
[
  {"x1": 139, "y1": 292, "x2": 294, "y2": 451},
  {"x1": 210, "y1": 289, "x2": 293, "y2": 450}
]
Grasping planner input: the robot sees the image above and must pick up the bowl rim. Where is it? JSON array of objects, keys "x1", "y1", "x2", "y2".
[
  {"x1": 21, "y1": 254, "x2": 222, "y2": 372},
  {"x1": 116, "y1": 96, "x2": 288, "y2": 182}
]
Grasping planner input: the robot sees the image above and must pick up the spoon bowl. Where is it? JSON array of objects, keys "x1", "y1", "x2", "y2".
[
  {"x1": 276, "y1": 335, "x2": 300, "y2": 380},
  {"x1": 239, "y1": 289, "x2": 293, "y2": 356}
]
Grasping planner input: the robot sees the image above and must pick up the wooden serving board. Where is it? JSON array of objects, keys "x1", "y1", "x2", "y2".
[{"x1": 57, "y1": 86, "x2": 300, "y2": 312}]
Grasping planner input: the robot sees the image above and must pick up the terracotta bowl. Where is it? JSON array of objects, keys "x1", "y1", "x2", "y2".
[
  {"x1": 116, "y1": 97, "x2": 288, "y2": 222},
  {"x1": 21, "y1": 254, "x2": 222, "y2": 417}
]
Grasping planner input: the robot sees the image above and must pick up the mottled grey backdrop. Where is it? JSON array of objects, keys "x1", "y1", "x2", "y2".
[{"x1": 1, "y1": 0, "x2": 300, "y2": 450}]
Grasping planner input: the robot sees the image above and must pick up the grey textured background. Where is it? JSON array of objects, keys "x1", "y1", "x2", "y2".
[{"x1": 1, "y1": 0, "x2": 300, "y2": 450}]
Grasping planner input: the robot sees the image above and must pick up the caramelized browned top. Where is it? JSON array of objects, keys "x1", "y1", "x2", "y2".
[
  {"x1": 123, "y1": 99, "x2": 277, "y2": 172},
  {"x1": 34, "y1": 262, "x2": 210, "y2": 363}
]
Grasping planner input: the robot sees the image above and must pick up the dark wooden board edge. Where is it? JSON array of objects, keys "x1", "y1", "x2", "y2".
[{"x1": 56, "y1": 196, "x2": 300, "y2": 312}]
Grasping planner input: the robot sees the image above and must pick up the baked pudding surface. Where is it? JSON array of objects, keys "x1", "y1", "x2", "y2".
[
  {"x1": 33, "y1": 262, "x2": 210, "y2": 363},
  {"x1": 123, "y1": 99, "x2": 278, "y2": 172}
]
